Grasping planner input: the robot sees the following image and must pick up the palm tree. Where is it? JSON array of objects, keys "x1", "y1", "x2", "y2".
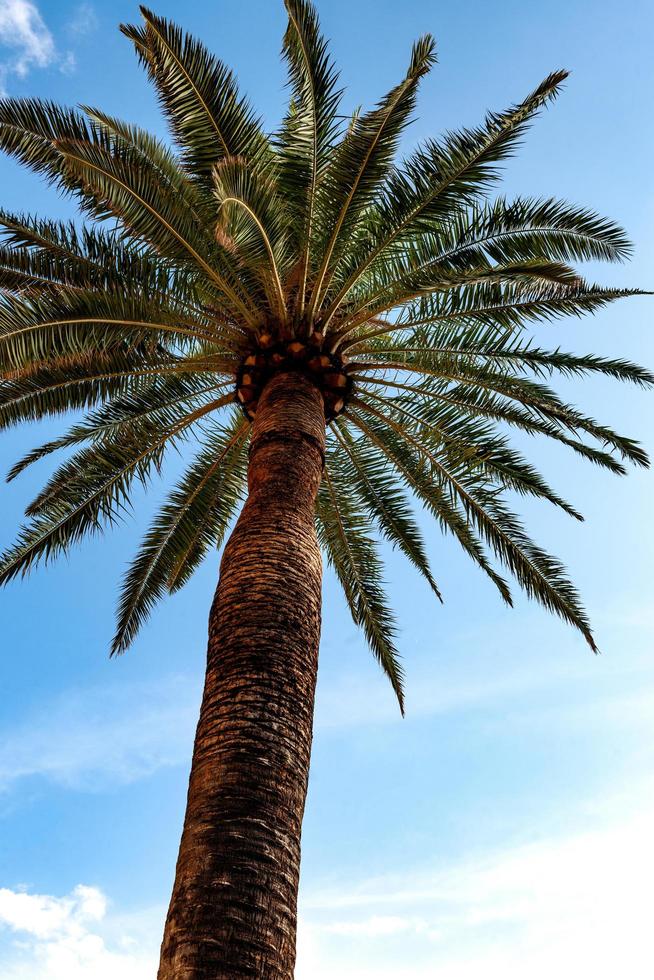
[{"x1": 0, "y1": 1, "x2": 650, "y2": 976}]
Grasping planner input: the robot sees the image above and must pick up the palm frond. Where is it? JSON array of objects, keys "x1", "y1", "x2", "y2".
[
  {"x1": 332, "y1": 420, "x2": 442, "y2": 599},
  {"x1": 0, "y1": 211, "x2": 206, "y2": 311},
  {"x1": 0, "y1": 392, "x2": 230, "y2": 584},
  {"x1": 0, "y1": 346, "x2": 185, "y2": 433},
  {"x1": 0, "y1": 98, "x2": 261, "y2": 322},
  {"x1": 349, "y1": 397, "x2": 597, "y2": 648},
  {"x1": 112, "y1": 414, "x2": 248, "y2": 653},
  {"x1": 344, "y1": 405, "x2": 513, "y2": 605},
  {"x1": 354, "y1": 385, "x2": 585, "y2": 520},
  {"x1": 279, "y1": 0, "x2": 342, "y2": 315},
  {"x1": 308, "y1": 34, "x2": 436, "y2": 315},
  {"x1": 351, "y1": 374, "x2": 634, "y2": 474},
  {"x1": 321, "y1": 72, "x2": 569, "y2": 323},
  {"x1": 317, "y1": 460, "x2": 405, "y2": 711},
  {"x1": 121, "y1": 7, "x2": 270, "y2": 184},
  {"x1": 213, "y1": 157, "x2": 289, "y2": 319},
  {"x1": 351, "y1": 354, "x2": 649, "y2": 467},
  {"x1": 346, "y1": 282, "x2": 649, "y2": 351},
  {"x1": 9, "y1": 374, "x2": 229, "y2": 488},
  {"x1": 0, "y1": 289, "x2": 218, "y2": 372},
  {"x1": 334, "y1": 258, "x2": 584, "y2": 345},
  {"x1": 0, "y1": 8, "x2": 649, "y2": 689}
]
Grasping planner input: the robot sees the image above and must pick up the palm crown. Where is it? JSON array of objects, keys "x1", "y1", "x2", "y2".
[{"x1": 0, "y1": 2, "x2": 650, "y2": 710}]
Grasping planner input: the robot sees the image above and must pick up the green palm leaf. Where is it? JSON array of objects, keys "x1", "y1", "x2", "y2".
[
  {"x1": 349, "y1": 397, "x2": 596, "y2": 648},
  {"x1": 121, "y1": 7, "x2": 269, "y2": 183},
  {"x1": 344, "y1": 405, "x2": 513, "y2": 605},
  {"x1": 332, "y1": 420, "x2": 442, "y2": 600},
  {"x1": 112, "y1": 414, "x2": 248, "y2": 654},
  {"x1": 0, "y1": 0, "x2": 650, "y2": 694},
  {"x1": 0, "y1": 391, "x2": 230, "y2": 584},
  {"x1": 213, "y1": 157, "x2": 290, "y2": 319},
  {"x1": 321, "y1": 72, "x2": 570, "y2": 323},
  {"x1": 308, "y1": 34, "x2": 436, "y2": 315},
  {"x1": 317, "y1": 459, "x2": 405, "y2": 710},
  {"x1": 279, "y1": 0, "x2": 342, "y2": 315}
]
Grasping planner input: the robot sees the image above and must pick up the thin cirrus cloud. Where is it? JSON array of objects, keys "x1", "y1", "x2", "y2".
[
  {"x1": 0, "y1": 658, "x2": 583, "y2": 794},
  {"x1": 0, "y1": 675, "x2": 201, "y2": 793},
  {"x1": 67, "y1": 2, "x2": 97, "y2": 37},
  {"x1": 296, "y1": 786, "x2": 654, "y2": 979},
  {"x1": 0, "y1": 0, "x2": 54, "y2": 88},
  {"x1": 1, "y1": 638, "x2": 652, "y2": 794},
  {"x1": 0, "y1": 0, "x2": 97, "y2": 93}
]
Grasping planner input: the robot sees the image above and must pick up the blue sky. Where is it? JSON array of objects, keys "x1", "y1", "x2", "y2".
[{"x1": 0, "y1": 0, "x2": 653, "y2": 977}]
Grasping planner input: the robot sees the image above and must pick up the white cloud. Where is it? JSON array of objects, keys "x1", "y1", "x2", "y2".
[
  {"x1": 0, "y1": 644, "x2": 579, "y2": 794},
  {"x1": 0, "y1": 0, "x2": 54, "y2": 88},
  {"x1": 314, "y1": 624, "x2": 597, "y2": 731},
  {"x1": 0, "y1": 674, "x2": 200, "y2": 792},
  {"x1": 0, "y1": 884, "x2": 158, "y2": 980},
  {"x1": 2, "y1": 789, "x2": 653, "y2": 980},
  {"x1": 58, "y1": 49, "x2": 75, "y2": 75},
  {"x1": 0, "y1": 0, "x2": 89, "y2": 92},
  {"x1": 315, "y1": 597, "x2": 654, "y2": 731},
  {"x1": 314, "y1": 662, "x2": 555, "y2": 730},
  {"x1": 67, "y1": 3, "x2": 97, "y2": 37},
  {"x1": 297, "y1": 789, "x2": 654, "y2": 979},
  {"x1": 324, "y1": 915, "x2": 423, "y2": 937},
  {"x1": 323, "y1": 914, "x2": 439, "y2": 942}
]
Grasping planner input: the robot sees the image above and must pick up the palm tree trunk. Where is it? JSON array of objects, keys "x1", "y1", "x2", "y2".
[{"x1": 157, "y1": 372, "x2": 326, "y2": 980}]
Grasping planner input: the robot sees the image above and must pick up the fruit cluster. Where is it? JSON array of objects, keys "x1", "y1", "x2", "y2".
[{"x1": 236, "y1": 331, "x2": 351, "y2": 422}]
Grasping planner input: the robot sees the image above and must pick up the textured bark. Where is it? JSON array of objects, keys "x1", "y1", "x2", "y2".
[{"x1": 158, "y1": 372, "x2": 326, "y2": 980}]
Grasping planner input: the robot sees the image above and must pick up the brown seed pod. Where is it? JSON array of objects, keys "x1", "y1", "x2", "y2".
[
  {"x1": 236, "y1": 334, "x2": 350, "y2": 422},
  {"x1": 237, "y1": 386, "x2": 256, "y2": 404},
  {"x1": 324, "y1": 372, "x2": 348, "y2": 389}
]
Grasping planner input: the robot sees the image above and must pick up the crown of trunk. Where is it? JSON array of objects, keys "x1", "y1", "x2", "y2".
[{"x1": 236, "y1": 329, "x2": 351, "y2": 422}]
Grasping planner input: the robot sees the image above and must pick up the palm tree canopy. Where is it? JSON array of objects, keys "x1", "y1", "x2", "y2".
[{"x1": 0, "y1": 1, "x2": 650, "y2": 711}]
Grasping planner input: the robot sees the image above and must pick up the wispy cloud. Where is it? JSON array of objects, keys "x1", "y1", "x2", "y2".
[
  {"x1": 0, "y1": 674, "x2": 200, "y2": 792},
  {"x1": 0, "y1": 0, "x2": 95, "y2": 93},
  {"x1": 0, "y1": 0, "x2": 55, "y2": 89},
  {"x1": 315, "y1": 597, "x2": 654, "y2": 731},
  {"x1": 314, "y1": 661, "x2": 560, "y2": 730},
  {"x1": 67, "y1": 2, "x2": 97, "y2": 38},
  {"x1": 0, "y1": 656, "x2": 589, "y2": 796},
  {"x1": 0, "y1": 883, "x2": 158, "y2": 979},
  {"x1": 297, "y1": 787, "x2": 654, "y2": 979},
  {"x1": 1, "y1": 788, "x2": 652, "y2": 980},
  {"x1": 1, "y1": 631, "x2": 650, "y2": 795}
]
